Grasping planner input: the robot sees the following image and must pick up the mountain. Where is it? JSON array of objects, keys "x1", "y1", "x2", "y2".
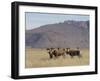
[{"x1": 26, "y1": 20, "x2": 89, "y2": 48}]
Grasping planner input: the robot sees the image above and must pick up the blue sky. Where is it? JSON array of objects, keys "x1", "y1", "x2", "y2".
[{"x1": 25, "y1": 12, "x2": 89, "y2": 30}]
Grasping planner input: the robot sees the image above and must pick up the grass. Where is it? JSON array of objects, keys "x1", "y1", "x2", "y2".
[{"x1": 25, "y1": 47, "x2": 89, "y2": 68}]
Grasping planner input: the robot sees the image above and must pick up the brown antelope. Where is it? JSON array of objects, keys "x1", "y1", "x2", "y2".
[
  {"x1": 46, "y1": 48, "x2": 66, "y2": 59},
  {"x1": 66, "y1": 48, "x2": 81, "y2": 58}
]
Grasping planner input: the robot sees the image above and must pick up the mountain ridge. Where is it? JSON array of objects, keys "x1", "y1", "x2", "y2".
[{"x1": 26, "y1": 20, "x2": 89, "y2": 48}]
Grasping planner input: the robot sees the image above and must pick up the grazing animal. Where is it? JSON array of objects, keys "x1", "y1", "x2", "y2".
[
  {"x1": 66, "y1": 48, "x2": 81, "y2": 58},
  {"x1": 55, "y1": 48, "x2": 66, "y2": 58},
  {"x1": 46, "y1": 48, "x2": 66, "y2": 59},
  {"x1": 46, "y1": 48, "x2": 54, "y2": 58}
]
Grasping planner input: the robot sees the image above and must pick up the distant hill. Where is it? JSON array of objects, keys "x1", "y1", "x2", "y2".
[{"x1": 26, "y1": 20, "x2": 89, "y2": 48}]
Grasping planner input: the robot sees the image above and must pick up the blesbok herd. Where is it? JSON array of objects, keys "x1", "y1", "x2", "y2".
[{"x1": 46, "y1": 48, "x2": 81, "y2": 59}]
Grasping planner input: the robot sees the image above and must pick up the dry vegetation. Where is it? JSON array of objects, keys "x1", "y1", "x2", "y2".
[{"x1": 25, "y1": 47, "x2": 89, "y2": 68}]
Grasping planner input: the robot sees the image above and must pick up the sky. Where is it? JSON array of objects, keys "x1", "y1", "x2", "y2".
[{"x1": 25, "y1": 12, "x2": 89, "y2": 30}]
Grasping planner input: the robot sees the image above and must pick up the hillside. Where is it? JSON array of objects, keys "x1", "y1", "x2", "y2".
[{"x1": 26, "y1": 20, "x2": 89, "y2": 48}]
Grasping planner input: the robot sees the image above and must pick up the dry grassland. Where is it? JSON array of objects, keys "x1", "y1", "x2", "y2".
[{"x1": 25, "y1": 47, "x2": 89, "y2": 68}]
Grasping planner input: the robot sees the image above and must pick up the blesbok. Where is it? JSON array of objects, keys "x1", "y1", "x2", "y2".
[
  {"x1": 46, "y1": 48, "x2": 66, "y2": 59},
  {"x1": 46, "y1": 48, "x2": 54, "y2": 59},
  {"x1": 66, "y1": 48, "x2": 81, "y2": 58}
]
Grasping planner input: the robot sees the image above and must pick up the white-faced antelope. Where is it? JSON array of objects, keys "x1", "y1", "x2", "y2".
[
  {"x1": 66, "y1": 48, "x2": 81, "y2": 58},
  {"x1": 46, "y1": 48, "x2": 66, "y2": 59}
]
